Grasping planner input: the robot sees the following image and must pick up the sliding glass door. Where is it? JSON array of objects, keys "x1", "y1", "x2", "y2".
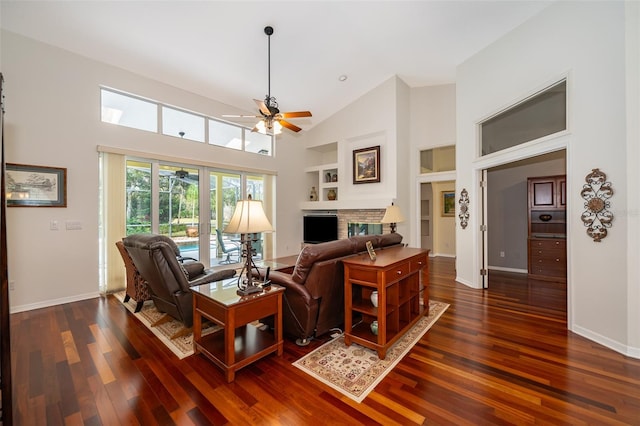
[{"x1": 124, "y1": 159, "x2": 266, "y2": 267}]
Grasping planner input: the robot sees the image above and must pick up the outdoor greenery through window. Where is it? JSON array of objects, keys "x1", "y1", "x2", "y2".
[
  {"x1": 125, "y1": 159, "x2": 266, "y2": 267},
  {"x1": 101, "y1": 88, "x2": 273, "y2": 155}
]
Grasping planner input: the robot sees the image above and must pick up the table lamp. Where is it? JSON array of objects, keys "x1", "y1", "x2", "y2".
[
  {"x1": 223, "y1": 195, "x2": 274, "y2": 295},
  {"x1": 381, "y1": 202, "x2": 405, "y2": 233}
]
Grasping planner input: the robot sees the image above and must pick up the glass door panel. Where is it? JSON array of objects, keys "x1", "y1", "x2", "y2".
[
  {"x1": 210, "y1": 171, "x2": 241, "y2": 265},
  {"x1": 159, "y1": 164, "x2": 200, "y2": 260},
  {"x1": 125, "y1": 160, "x2": 152, "y2": 235}
]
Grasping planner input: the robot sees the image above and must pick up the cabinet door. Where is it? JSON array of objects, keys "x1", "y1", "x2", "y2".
[
  {"x1": 530, "y1": 179, "x2": 555, "y2": 208},
  {"x1": 558, "y1": 178, "x2": 566, "y2": 207}
]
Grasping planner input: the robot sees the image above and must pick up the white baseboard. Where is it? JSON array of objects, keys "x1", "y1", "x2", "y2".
[
  {"x1": 430, "y1": 252, "x2": 456, "y2": 258},
  {"x1": 488, "y1": 265, "x2": 528, "y2": 274},
  {"x1": 10, "y1": 291, "x2": 101, "y2": 314},
  {"x1": 572, "y1": 324, "x2": 640, "y2": 359}
]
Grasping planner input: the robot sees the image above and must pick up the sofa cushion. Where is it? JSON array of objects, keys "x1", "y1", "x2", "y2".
[{"x1": 292, "y1": 238, "x2": 354, "y2": 284}]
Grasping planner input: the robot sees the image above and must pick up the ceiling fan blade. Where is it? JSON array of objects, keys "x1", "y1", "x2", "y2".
[
  {"x1": 279, "y1": 119, "x2": 301, "y2": 132},
  {"x1": 280, "y1": 111, "x2": 312, "y2": 119},
  {"x1": 254, "y1": 99, "x2": 271, "y2": 116}
]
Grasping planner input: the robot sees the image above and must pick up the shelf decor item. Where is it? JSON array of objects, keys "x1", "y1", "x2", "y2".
[
  {"x1": 581, "y1": 168, "x2": 613, "y2": 242},
  {"x1": 353, "y1": 145, "x2": 380, "y2": 184},
  {"x1": 370, "y1": 320, "x2": 378, "y2": 336},
  {"x1": 6, "y1": 163, "x2": 67, "y2": 207},
  {"x1": 370, "y1": 291, "x2": 378, "y2": 307},
  {"x1": 309, "y1": 186, "x2": 318, "y2": 201},
  {"x1": 327, "y1": 189, "x2": 337, "y2": 200}
]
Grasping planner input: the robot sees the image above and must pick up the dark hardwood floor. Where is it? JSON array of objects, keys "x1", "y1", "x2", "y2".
[{"x1": 10, "y1": 257, "x2": 640, "y2": 425}]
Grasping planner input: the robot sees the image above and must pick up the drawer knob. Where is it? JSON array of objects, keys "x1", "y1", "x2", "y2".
[
  {"x1": 397, "y1": 270, "x2": 402, "y2": 275},
  {"x1": 538, "y1": 250, "x2": 543, "y2": 254},
  {"x1": 538, "y1": 260, "x2": 543, "y2": 263},
  {"x1": 556, "y1": 258, "x2": 560, "y2": 262}
]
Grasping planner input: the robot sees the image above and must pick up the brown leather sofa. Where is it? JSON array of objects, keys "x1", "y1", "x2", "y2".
[{"x1": 257, "y1": 233, "x2": 403, "y2": 345}]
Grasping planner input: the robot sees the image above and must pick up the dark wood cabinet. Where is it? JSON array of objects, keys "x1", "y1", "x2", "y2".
[{"x1": 528, "y1": 175, "x2": 566, "y2": 282}]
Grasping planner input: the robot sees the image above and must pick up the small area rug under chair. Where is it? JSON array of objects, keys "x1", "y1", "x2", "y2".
[
  {"x1": 293, "y1": 300, "x2": 449, "y2": 403},
  {"x1": 115, "y1": 292, "x2": 218, "y2": 359}
]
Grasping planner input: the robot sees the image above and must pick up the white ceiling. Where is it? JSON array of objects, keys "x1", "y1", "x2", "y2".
[{"x1": 0, "y1": 0, "x2": 553, "y2": 130}]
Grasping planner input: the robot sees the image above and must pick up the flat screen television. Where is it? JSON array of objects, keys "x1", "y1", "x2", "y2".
[{"x1": 303, "y1": 215, "x2": 338, "y2": 244}]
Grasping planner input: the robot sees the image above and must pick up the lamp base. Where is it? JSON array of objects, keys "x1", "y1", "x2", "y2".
[{"x1": 236, "y1": 282, "x2": 264, "y2": 296}]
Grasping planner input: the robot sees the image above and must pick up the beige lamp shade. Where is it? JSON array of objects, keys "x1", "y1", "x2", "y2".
[
  {"x1": 381, "y1": 203, "x2": 405, "y2": 224},
  {"x1": 223, "y1": 196, "x2": 274, "y2": 234}
]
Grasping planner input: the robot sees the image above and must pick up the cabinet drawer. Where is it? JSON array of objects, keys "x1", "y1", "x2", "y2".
[
  {"x1": 383, "y1": 262, "x2": 410, "y2": 283},
  {"x1": 530, "y1": 239, "x2": 566, "y2": 250},
  {"x1": 531, "y1": 247, "x2": 565, "y2": 258},
  {"x1": 530, "y1": 255, "x2": 566, "y2": 267},
  {"x1": 531, "y1": 266, "x2": 565, "y2": 277}
]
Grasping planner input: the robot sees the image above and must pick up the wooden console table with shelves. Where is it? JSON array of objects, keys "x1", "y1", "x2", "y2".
[{"x1": 343, "y1": 246, "x2": 429, "y2": 359}]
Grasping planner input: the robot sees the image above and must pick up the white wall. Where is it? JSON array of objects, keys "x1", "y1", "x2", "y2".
[
  {"x1": 409, "y1": 84, "x2": 457, "y2": 248},
  {"x1": 456, "y1": 1, "x2": 639, "y2": 356},
  {"x1": 1, "y1": 30, "x2": 303, "y2": 311},
  {"x1": 302, "y1": 76, "x2": 403, "y2": 212}
]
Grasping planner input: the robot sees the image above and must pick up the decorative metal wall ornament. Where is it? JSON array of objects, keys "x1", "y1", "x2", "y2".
[
  {"x1": 581, "y1": 168, "x2": 613, "y2": 242},
  {"x1": 458, "y1": 188, "x2": 469, "y2": 229}
]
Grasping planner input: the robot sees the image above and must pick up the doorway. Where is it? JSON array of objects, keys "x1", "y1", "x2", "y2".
[{"x1": 481, "y1": 150, "x2": 567, "y2": 311}]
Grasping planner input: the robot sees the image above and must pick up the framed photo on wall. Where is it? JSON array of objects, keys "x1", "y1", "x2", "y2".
[
  {"x1": 442, "y1": 191, "x2": 455, "y2": 217},
  {"x1": 353, "y1": 145, "x2": 380, "y2": 184},
  {"x1": 6, "y1": 163, "x2": 67, "y2": 207}
]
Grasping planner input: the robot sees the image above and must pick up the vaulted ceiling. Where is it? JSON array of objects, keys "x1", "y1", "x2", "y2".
[{"x1": 0, "y1": 1, "x2": 553, "y2": 129}]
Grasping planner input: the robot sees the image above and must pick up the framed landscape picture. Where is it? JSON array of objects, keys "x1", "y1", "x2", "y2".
[
  {"x1": 442, "y1": 191, "x2": 455, "y2": 217},
  {"x1": 353, "y1": 145, "x2": 380, "y2": 184},
  {"x1": 6, "y1": 163, "x2": 67, "y2": 207}
]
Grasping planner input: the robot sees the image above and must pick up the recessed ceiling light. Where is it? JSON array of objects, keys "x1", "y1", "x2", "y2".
[{"x1": 338, "y1": 75, "x2": 348, "y2": 82}]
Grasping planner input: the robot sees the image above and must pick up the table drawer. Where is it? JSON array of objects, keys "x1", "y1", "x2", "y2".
[
  {"x1": 195, "y1": 294, "x2": 225, "y2": 320},
  {"x1": 383, "y1": 262, "x2": 410, "y2": 283},
  {"x1": 410, "y1": 255, "x2": 428, "y2": 272}
]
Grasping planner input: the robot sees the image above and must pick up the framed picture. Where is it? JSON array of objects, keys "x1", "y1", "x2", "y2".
[
  {"x1": 6, "y1": 163, "x2": 67, "y2": 207},
  {"x1": 442, "y1": 191, "x2": 455, "y2": 217},
  {"x1": 365, "y1": 240, "x2": 377, "y2": 261},
  {"x1": 353, "y1": 145, "x2": 380, "y2": 184}
]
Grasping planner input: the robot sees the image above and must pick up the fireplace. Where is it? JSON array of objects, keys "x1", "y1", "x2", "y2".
[
  {"x1": 336, "y1": 209, "x2": 390, "y2": 239},
  {"x1": 347, "y1": 222, "x2": 383, "y2": 237}
]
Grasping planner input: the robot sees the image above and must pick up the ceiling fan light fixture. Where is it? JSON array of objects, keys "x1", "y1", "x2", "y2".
[
  {"x1": 273, "y1": 120, "x2": 282, "y2": 135},
  {"x1": 255, "y1": 120, "x2": 267, "y2": 134}
]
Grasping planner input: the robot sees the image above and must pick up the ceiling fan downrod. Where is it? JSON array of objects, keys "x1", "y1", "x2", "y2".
[{"x1": 264, "y1": 26, "x2": 276, "y2": 111}]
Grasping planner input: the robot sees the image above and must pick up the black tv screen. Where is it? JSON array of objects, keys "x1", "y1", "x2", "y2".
[{"x1": 303, "y1": 215, "x2": 338, "y2": 243}]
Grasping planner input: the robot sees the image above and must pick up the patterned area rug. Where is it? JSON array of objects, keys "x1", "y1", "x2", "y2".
[
  {"x1": 293, "y1": 300, "x2": 449, "y2": 403},
  {"x1": 115, "y1": 292, "x2": 220, "y2": 359}
]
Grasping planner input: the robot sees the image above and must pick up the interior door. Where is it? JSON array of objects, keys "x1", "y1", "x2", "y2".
[{"x1": 481, "y1": 169, "x2": 489, "y2": 289}]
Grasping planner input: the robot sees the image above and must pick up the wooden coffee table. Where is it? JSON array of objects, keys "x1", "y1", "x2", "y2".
[{"x1": 191, "y1": 278, "x2": 285, "y2": 382}]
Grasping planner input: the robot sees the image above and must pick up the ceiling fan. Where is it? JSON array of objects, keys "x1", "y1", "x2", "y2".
[{"x1": 223, "y1": 26, "x2": 312, "y2": 135}]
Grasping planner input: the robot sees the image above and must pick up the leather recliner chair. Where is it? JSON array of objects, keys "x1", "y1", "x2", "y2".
[{"x1": 122, "y1": 234, "x2": 236, "y2": 330}]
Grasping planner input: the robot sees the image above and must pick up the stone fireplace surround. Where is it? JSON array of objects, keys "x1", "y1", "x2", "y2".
[{"x1": 336, "y1": 209, "x2": 391, "y2": 240}]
